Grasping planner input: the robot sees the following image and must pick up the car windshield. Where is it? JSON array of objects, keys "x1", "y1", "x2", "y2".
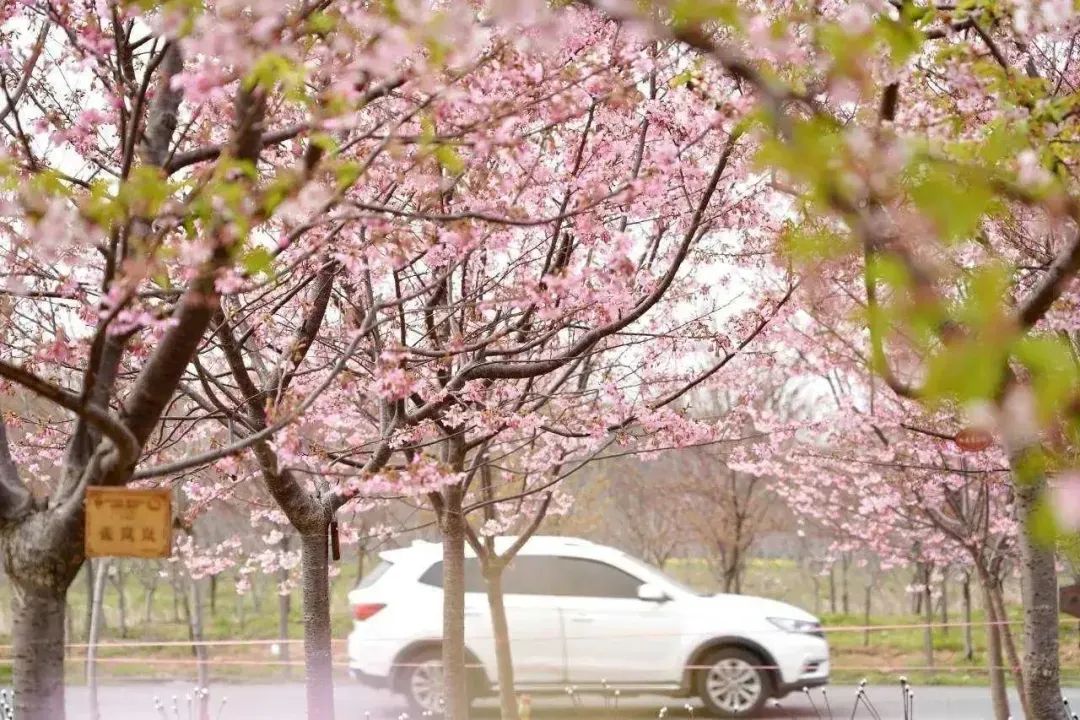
[{"x1": 616, "y1": 552, "x2": 710, "y2": 597}]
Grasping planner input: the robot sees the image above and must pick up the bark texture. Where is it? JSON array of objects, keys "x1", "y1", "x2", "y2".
[
  {"x1": 12, "y1": 585, "x2": 67, "y2": 720},
  {"x1": 977, "y1": 570, "x2": 1011, "y2": 720},
  {"x1": 301, "y1": 531, "x2": 335, "y2": 720},
  {"x1": 1014, "y1": 477, "x2": 1067, "y2": 720},
  {"x1": 484, "y1": 568, "x2": 520, "y2": 720},
  {"x1": 442, "y1": 484, "x2": 470, "y2": 720}
]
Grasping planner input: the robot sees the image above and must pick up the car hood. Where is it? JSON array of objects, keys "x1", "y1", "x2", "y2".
[{"x1": 686, "y1": 593, "x2": 819, "y2": 623}]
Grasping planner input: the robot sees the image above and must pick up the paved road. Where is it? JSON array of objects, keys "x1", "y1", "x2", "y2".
[{"x1": 61, "y1": 683, "x2": 1077, "y2": 719}]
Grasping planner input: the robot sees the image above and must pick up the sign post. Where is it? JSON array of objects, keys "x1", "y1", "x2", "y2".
[{"x1": 85, "y1": 487, "x2": 173, "y2": 559}]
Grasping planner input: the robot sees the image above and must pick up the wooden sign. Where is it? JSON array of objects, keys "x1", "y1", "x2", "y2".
[
  {"x1": 1062, "y1": 583, "x2": 1080, "y2": 620},
  {"x1": 85, "y1": 487, "x2": 172, "y2": 559}
]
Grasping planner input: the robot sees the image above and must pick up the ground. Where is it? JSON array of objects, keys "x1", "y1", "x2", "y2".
[{"x1": 62, "y1": 683, "x2": 1070, "y2": 719}]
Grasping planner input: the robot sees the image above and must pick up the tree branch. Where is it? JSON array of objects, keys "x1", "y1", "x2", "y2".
[
  {"x1": 0, "y1": 416, "x2": 31, "y2": 521},
  {"x1": 0, "y1": 360, "x2": 138, "y2": 472}
]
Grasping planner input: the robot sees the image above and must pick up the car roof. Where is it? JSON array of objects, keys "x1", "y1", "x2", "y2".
[{"x1": 379, "y1": 535, "x2": 602, "y2": 563}]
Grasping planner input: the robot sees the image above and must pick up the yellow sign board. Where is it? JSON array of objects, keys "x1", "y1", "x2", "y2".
[{"x1": 85, "y1": 487, "x2": 173, "y2": 558}]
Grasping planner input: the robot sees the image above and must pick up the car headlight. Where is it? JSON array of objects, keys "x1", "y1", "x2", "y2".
[{"x1": 767, "y1": 617, "x2": 822, "y2": 634}]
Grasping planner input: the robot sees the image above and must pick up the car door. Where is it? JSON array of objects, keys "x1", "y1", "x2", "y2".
[
  {"x1": 493, "y1": 555, "x2": 568, "y2": 684},
  {"x1": 553, "y1": 556, "x2": 683, "y2": 685},
  {"x1": 422, "y1": 557, "x2": 565, "y2": 685}
]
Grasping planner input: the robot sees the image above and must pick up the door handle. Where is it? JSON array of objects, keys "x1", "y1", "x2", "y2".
[{"x1": 570, "y1": 616, "x2": 593, "y2": 623}]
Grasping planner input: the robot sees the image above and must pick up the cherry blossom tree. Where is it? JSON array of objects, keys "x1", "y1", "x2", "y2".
[
  {"x1": 737, "y1": 387, "x2": 1023, "y2": 718},
  {"x1": 0, "y1": 0, "x2": 467, "y2": 716},
  {"x1": 579, "y1": 2, "x2": 1080, "y2": 716},
  {"x1": 105, "y1": 6, "x2": 797, "y2": 720}
]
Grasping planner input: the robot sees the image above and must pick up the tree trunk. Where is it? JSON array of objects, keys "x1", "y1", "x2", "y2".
[
  {"x1": 171, "y1": 571, "x2": 182, "y2": 623},
  {"x1": 938, "y1": 572, "x2": 948, "y2": 635},
  {"x1": 828, "y1": 565, "x2": 836, "y2": 614},
  {"x1": 84, "y1": 560, "x2": 95, "y2": 640},
  {"x1": 977, "y1": 573, "x2": 1011, "y2": 720},
  {"x1": 143, "y1": 571, "x2": 158, "y2": 625},
  {"x1": 182, "y1": 578, "x2": 210, "y2": 720},
  {"x1": 279, "y1": 535, "x2": 292, "y2": 679},
  {"x1": 65, "y1": 599, "x2": 73, "y2": 657},
  {"x1": 1014, "y1": 477, "x2": 1067, "y2": 720},
  {"x1": 12, "y1": 585, "x2": 68, "y2": 720},
  {"x1": 278, "y1": 587, "x2": 292, "y2": 677},
  {"x1": 300, "y1": 529, "x2": 335, "y2": 720},
  {"x1": 922, "y1": 565, "x2": 934, "y2": 671},
  {"x1": 442, "y1": 484, "x2": 470, "y2": 720},
  {"x1": 990, "y1": 582, "x2": 1029, "y2": 717},
  {"x1": 912, "y1": 565, "x2": 924, "y2": 615},
  {"x1": 113, "y1": 562, "x2": 127, "y2": 638},
  {"x1": 841, "y1": 555, "x2": 850, "y2": 615},
  {"x1": 485, "y1": 567, "x2": 520, "y2": 720},
  {"x1": 862, "y1": 583, "x2": 872, "y2": 647},
  {"x1": 962, "y1": 574, "x2": 974, "y2": 662},
  {"x1": 236, "y1": 575, "x2": 246, "y2": 632},
  {"x1": 209, "y1": 573, "x2": 218, "y2": 618},
  {"x1": 87, "y1": 559, "x2": 110, "y2": 720}
]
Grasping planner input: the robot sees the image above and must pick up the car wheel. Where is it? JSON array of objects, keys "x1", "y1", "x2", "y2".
[
  {"x1": 402, "y1": 648, "x2": 447, "y2": 717},
  {"x1": 696, "y1": 647, "x2": 771, "y2": 718}
]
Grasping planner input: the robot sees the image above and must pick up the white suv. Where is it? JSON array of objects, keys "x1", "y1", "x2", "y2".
[{"x1": 347, "y1": 536, "x2": 828, "y2": 717}]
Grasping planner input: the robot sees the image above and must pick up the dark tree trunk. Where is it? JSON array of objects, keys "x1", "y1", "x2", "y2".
[
  {"x1": 65, "y1": 600, "x2": 73, "y2": 657},
  {"x1": 12, "y1": 585, "x2": 68, "y2": 720},
  {"x1": 442, "y1": 484, "x2": 470, "y2": 720},
  {"x1": 235, "y1": 574, "x2": 246, "y2": 632},
  {"x1": 300, "y1": 530, "x2": 335, "y2": 720},
  {"x1": 279, "y1": 536, "x2": 292, "y2": 679},
  {"x1": 87, "y1": 560, "x2": 109, "y2": 720},
  {"x1": 862, "y1": 583, "x2": 872, "y2": 647},
  {"x1": 962, "y1": 574, "x2": 974, "y2": 662},
  {"x1": 990, "y1": 582, "x2": 1029, "y2": 716},
  {"x1": 828, "y1": 565, "x2": 836, "y2": 614},
  {"x1": 938, "y1": 572, "x2": 948, "y2": 635},
  {"x1": 209, "y1": 573, "x2": 218, "y2": 618},
  {"x1": 83, "y1": 561, "x2": 95, "y2": 640},
  {"x1": 1014, "y1": 477, "x2": 1067, "y2": 720},
  {"x1": 840, "y1": 555, "x2": 850, "y2": 615},
  {"x1": 143, "y1": 569, "x2": 159, "y2": 625},
  {"x1": 113, "y1": 562, "x2": 127, "y2": 638},
  {"x1": 278, "y1": 587, "x2": 292, "y2": 677},
  {"x1": 922, "y1": 564, "x2": 934, "y2": 671},
  {"x1": 252, "y1": 577, "x2": 263, "y2": 613},
  {"x1": 171, "y1": 571, "x2": 182, "y2": 623},
  {"x1": 485, "y1": 567, "x2": 520, "y2": 720},
  {"x1": 182, "y1": 577, "x2": 210, "y2": 720},
  {"x1": 977, "y1": 572, "x2": 1011, "y2": 720}
]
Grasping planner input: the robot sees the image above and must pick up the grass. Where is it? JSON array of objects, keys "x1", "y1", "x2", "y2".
[{"x1": 0, "y1": 556, "x2": 1076, "y2": 688}]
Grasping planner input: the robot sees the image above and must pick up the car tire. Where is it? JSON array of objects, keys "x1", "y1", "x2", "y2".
[
  {"x1": 401, "y1": 647, "x2": 447, "y2": 717},
  {"x1": 695, "y1": 647, "x2": 772, "y2": 718}
]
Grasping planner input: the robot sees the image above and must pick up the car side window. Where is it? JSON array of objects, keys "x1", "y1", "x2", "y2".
[
  {"x1": 418, "y1": 559, "x2": 486, "y2": 593},
  {"x1": 549, "y1": 557, "x2": 643, "y2": 598},
  {"x1": 417, "y1": 554, "x2": 645, "y2": 598},
  {"x1": 501, "y1": 556, "x2": 560, "y2": 595}
]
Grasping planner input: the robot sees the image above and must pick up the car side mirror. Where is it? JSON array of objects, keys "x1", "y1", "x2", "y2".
[{"x1": 637, "y1": 582, "x2": 670, "y2": 603}]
